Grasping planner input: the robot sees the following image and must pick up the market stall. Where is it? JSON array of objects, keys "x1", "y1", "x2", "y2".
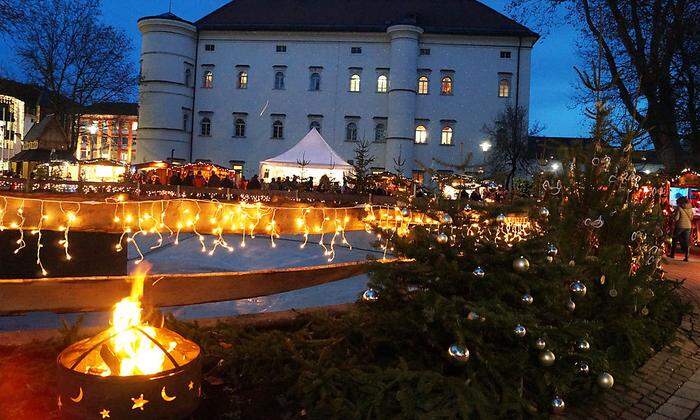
[{"x1": 79, "y1": 159, "x2": 127, "y2": 182}]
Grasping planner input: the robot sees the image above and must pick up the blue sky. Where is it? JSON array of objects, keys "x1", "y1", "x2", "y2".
[{"x1": 0, "y1": 0, "x2": 587, "y2": 137}]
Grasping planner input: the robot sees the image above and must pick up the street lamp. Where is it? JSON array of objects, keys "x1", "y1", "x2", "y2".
[{"x1": 550, "y1": 161, "x2": 562, "y2": 172}]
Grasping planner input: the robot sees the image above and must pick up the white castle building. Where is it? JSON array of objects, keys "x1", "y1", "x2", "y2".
[{"x1": 137, "y1": 0, "x2": 538, "y2": 179}]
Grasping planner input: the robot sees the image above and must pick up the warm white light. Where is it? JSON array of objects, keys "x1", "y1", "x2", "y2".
[
  {"x1": 550, "y1": 162, "x2": 561, "y2": 172},
  {"x1": 480, "y1": 141, "x2": 492, "y2": 152},
  {"x1": 88, "y1": 124, "x2": 98, "y2": 135}
]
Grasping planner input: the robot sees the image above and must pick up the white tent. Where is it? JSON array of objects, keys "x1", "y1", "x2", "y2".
[{"x1": 259, "y1": 128, "x2": 353, "y2": 185}]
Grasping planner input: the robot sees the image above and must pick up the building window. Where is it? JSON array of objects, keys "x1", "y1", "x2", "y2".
[
  {"x1": 182, "y1": 112, "x2": 189, "y2": 132},
  {"x1": 184, "y1": 68, "x2": 192, "y2": 87},
  {"x1": 498, "y1": 78, "x2": 511, "y2": 97},
  {"x1": 351, "y1": 46, "x2": 362, "y2": 54},
  {"x1": 310, "y1": 121, "x2": 321, "y2": 133},
  {"x1": 309, "y1": 73, "x2": 321, "y2": 91},
  {"x1": 500, "y1": 51, "x2": 512, "y2": 59},
  {"x1": 276, "y1": 45, "x2": 287, "y2": 53},
  {"x1": 349, "y1": 74, "x2": 361, "y2": 92},
  {"x1": 412, "y1": 170, "x2": 424, "y2": 184},
  {"x1": 346, "y1": 122, "x2": 358, "y2": 142},
  {"x1": 441, "y1": 76, "x2": 453, "y2": 95},
  {"x1": 272, "y1": 120, "x2": 284, "y2": 139},
  {"x1": 414, "y1": 125, "x2": 427, "y2": 144},
  {"x1": 274, "y1": 71, "x2": 285, "y2": 90},
  {"x1": 374, "y1": 123, "x2": 386, "y2": 142},
  {"x1": 230, "y1": 161, "x2": 245, "y2": 174},
  {"x1": 234, "y1": 118, "x2": 246, "y2": 137},
  {"x1": 200, "y1": 117, "x2": 211, "y2": 136},
  {"x1": 376, "y1": 75, "x2": 388, "y2": 93},
  {"x1": 205, "y1": 44, "x2": 215, "y2": 51},
  {"x1": 418, "y1": 76, "x2": 429, "y2": 95},
  {"x1": 420, "y1": 48, "x2": 431, "y2": 56},
  {"x1": 238, "y1": 71, "x2": 248, "y2": 89},
  {"x1": 203, "y1": 70, "x2": 213, "y2": 88},
  {"x1": 441, "y1": 127, "x2": 453, "y2": 145}
]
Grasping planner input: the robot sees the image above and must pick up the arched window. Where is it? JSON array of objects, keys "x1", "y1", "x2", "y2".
[
  {"x1": 184, "y1": 68, "x2": 192, "y2": 87},
  {"x1": 441, "y1": 76, "x2": 453, "y2": 95},
  {"x1": 200, "y1": 117, "x2": 211, "y2": 136},
  {"x1": 203, "y1": 70, "x2": 213, "y2": 88},
  {"x1": 309, "y1": 73, "x2": 321, "y2": 91},
  {"x1": 274, "y1": 71, "x2": 285, "y2": 90},
  {"x1": 374, "y1": 123, "x2": 386, "y2": 142},
  {"x1": 414, "y1": 125, "x2": 427, "y2": 144},
  {"x1": 234, "y1": 119, "x2": 246, "y2": 137},
  {"x1": 418, "y1": 76, "x2": 429, "y2": 95},
  {"x1": 310, "y1": 121, "x2": 321, "y2": 133},
  {"x1": 349, "y1": 74, "x2": 361, "y2": 92},
  {"x1": 376, "y1": 75, "x2": 388, "y2": 93},
  {"x1": 498, "y1": 78, "x2": 510, "y2": 97},
  {"x1": 346, "y1": 122, "x2": 358, "y2": 142},
  {"x1": 272, "y1": 120, "x2": 284, "y2": 139},
  {"x1": 238, "y1": 71, "x2": 248, "y2": 89},
  {"x1": 441, "y1": 127, "x2": 453, "y2": 145}
]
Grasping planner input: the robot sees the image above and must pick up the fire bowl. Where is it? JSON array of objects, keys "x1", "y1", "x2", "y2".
[{"x1": 57, "y1": 326, "x2": 201, "y2": 419}]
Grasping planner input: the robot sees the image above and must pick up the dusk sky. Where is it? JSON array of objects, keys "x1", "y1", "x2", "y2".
[{"x1": 0, "y1": 0, "x2": 588, "y2": 137}]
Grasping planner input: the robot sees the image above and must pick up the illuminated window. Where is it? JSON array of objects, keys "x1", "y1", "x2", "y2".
[
  {"x1": 374, "y1": 123, "x2": 386, "y2": 142},
  {"x1": 418, "y1": 76, "x2": 429, "y2": 95},
  {"x1": 412, "y1": 170, "x2": 424, "y2": 184},
  {"x1": 203, "y1": 71, "x2": 213, "y2": 88},
  {"x1": 441, "y1": 127, "x2": 453, "y2": 145},
  {"x1": 376, "y1": 75, "x2": 388, "y2": 93},
  {"x1": 309, "y1": 73, "x2": 321, "y2": 91},
  {"x1": 200, "y1": 117, "x2": 211, "y2": 136},
  {"x1": 310, "y1": 121, "x2": 321, "y2": 133},
  {"x1": 499, "y1": 78, "x2": 510, "y2": 97},
  {"x1": 441, "y1": 76, "x2": 453, "y2": 95},
  {"x1": 346, "y1": 122, "x2": 358, "y2": 142},
  {"x1": 272, "y1": 120, "x2": 284, "y2": 139},
  {"x1": 234, "y1": 119, "x2": 246, "y2": 137},
  {"x1": 274, "y1": 71, "x2": 285, "y2": 90},
  {"x1": 349, "y1": 74, "x2": 361, "y2": 92},
  {"x1": 237, "y1": 71, "x2": 248, "y2": 89},
  {"x1": 415, "y1": 125, "x2": 427, "y2": 144}
]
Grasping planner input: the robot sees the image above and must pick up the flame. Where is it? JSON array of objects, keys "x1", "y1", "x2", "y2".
[{"x1": 110, "y1": 267, "x2": 167, "y2": 376}]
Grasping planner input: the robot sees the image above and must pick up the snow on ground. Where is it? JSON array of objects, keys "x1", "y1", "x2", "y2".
[{"x1": 0, "y1": 231, "x2": 381, "y2": 332}]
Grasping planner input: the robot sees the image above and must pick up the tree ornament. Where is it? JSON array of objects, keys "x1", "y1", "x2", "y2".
[
  {"x1": 472, "y1": 266, "x2": 485, "y2": 278},
  {"x1": 463, "y1": 204, "x2": 471, "y2": 212},
  {"x1": 577, "y1": 339, "x2": 590, "y2": 352},
  {"x1": 599, "y1": 274, "x2": 606, "y2": 285},
  {"x1": 436, "y1": 233, "x2": 449, "y2": 244},
  {"x1": 448, "y1": 344, "x2": 470, "y2": 362},
  {"x1": 597, "y1": 372, "x2": 614, "y2": 389},
  {"x1": 400, "y1": 208, "x2": 410, "y2": 217},
  {"x1": 496, "y1": 213, "x2": 506, "y2": 223},
  {"x1": 551, "y1": 396, "x2": 565, "y2": 413},
  {"x1": 609, "y1": 288, "x2": 618, "y2": 298},
  {"x1": 539, "y1": 207, "x2": 550, "y2": 218},
  {"x1": 440, "y1": 213, "x2": 453, "y2": 224},
  {"x1": 514, "y1": 324, "x2": 527, "y2": 338},
  {"x1": 534, "y1": 337, "x2": 546, "y2": 350},
  {"x1": 546, "y1": 256, "x2": 554, "y2": 263},
  {"x1": 467, "y1": 311, "x2": 480, "y2": 321},
  {"x1": 521, "y1": 293, "x2": 534, "y2": 305},
  {"x1": 362, "y1": 289, "x2": 379, "y2": 302},
  {"x1": 641, "y1": 306, "x2": 649, "y2": 316},
  {"x1": 568, "y1": 260, "x2": 576, "y2": 267},
  {"x1": 513, "y1": 256, "x2": 530, "y2": 273},
  {"x1": 539, "y1": 350, "x2": 556, "y2": 366},
  {"x1": 566, "y1": 299, "x2": 576, "y2": 312},
  {"x1": 570, "y1": 281, "x2": 587, "y2": 297},
  {"x1": 546, "y1": 243, "x2": 558, "y2": 257},
  {"x1": 576, "y1": 361, "x2": 590, "y2": 375}
]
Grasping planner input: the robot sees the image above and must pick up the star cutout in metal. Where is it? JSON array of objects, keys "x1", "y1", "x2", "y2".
[
  {"x1": 99, "y1": 408, "x2": 110, "y2": 418},
  {"x1": 131, "y1": 394, "x2": 149, "y2": 411}
]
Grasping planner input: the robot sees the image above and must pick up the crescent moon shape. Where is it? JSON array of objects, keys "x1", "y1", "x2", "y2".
[
  {"x1": 161, "y1": 386, "x2": 176, "y2": 402},
  {"x1": 70, "y1": 387, "x2": 83, "y2": 403}
]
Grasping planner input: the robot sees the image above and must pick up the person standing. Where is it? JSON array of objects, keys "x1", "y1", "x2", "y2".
[{"x1": 670, "y1": 196, "x2": 694, "y2": 262}]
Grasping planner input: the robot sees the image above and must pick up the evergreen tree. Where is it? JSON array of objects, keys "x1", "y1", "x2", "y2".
[{"x1": 347, "y1": 138, "x2": 375, "y2": 194}]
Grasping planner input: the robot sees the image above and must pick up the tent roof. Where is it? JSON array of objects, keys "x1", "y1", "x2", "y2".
[{"x1": 261, "y1": 129, "x2": 352, "y2": 170}]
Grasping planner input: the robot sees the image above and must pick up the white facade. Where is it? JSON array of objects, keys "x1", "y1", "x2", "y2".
[{"x1": 138, "y1": 16, "x2": 535, "y2": 179}]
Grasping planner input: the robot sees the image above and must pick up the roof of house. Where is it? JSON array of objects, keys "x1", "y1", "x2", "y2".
[
  {"x1": 82, "y1": 102, "x2": 138, "y2": 117},
  {"x1": 0, "y1": 78, "x2": 45, "y2": 112},
  {"x1": 137, "y1": 11, "x2": 193, "y2": 24},
  {"x1": 195, "y1": 0, "x2": 538, "y2": 37},
  {"x1": 23, "y1": 114, "x2": 68, "y2": 144},
  {"x1": 10, "y1": 148, "x2": 76, "y2": 163}
]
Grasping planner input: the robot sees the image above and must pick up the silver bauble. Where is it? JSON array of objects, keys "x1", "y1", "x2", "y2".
[
  {"x1": 570, "y1": 281, "x2": 587, "y2": 297},
  {"x1": 467, "y1": 311, "x2": 480, "y2": 321},
  {"x1": 463, "y1": 204, "x2": 472, "y2": 212},
  {"x1": 609, "y1": 288, "x2": 618, "y2": 298},
  {"x1": 513, "y1": 256, "x2": 530, "y2": 273},
  {"x1": 566, "y1": 299, "x2": 576, "y2": 312},
  {"x1": 514, "y1": 324, "x2": 527, "y2": 338},
  {"x1": 547, "y1": 243, "x2": 558, "y2": 257},
  {"x1": 539, "y1": 207, "x2": 550, "y2": 218},
  {"x1": 597, "y1": 372, "x2": 614, "y2": 389},
  {"x1": 576, "y1": 361, "x2": 590, "y2": 375},
  {"x1": 436, "y1": 233, "x2": 449, "y2": 244},
  {"x1": 546, "y1": 256, "x2": 554, "y2": 263},
  {"x1": 551, "y1": 396, "x2": 565, "y2": 413},
  {"x1": 441, "y1": 213, "x2": 453, "y2": 224},
  {"x1": 577, "y1": 339, "x2": 591, "y2": 352},
  {"x1": 448, "y1": 344, "x2": 470, "y2": 362},
  {"x1": 362, "y1": 288, "x2": 379, "y2": 302},
  {"x1": 534, "y1": 337, "x2": 546, "y2": 350},
  {"x1": 539, "y1": 350, "x2": 556, "y2": 366},
  {"x1": 400, "y1": 208, "x2": 410, "y2": 217},
  {"x1": 521, "y1": 293, "x2": 534, "y2": 305},
  {"x1": 472, "y1": 266, "x2": 485, "y2": 278},
  {"x1": 496, "y1": 213, "x2": 507, "y2": 223}
]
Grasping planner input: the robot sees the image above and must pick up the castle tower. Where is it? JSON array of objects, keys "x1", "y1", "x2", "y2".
[
  {"x1": 385, "y1": 25, "x2": 422, "y2": 176},
  {"x1": 136, "y1": 13, "x2": 197, "y2": 163}
]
